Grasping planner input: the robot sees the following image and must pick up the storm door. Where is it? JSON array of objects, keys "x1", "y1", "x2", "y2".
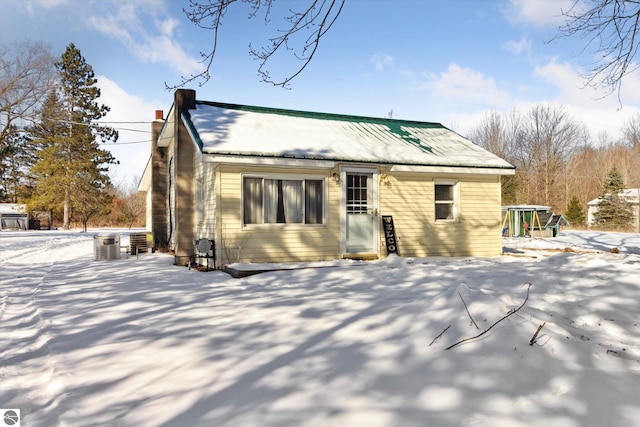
[{"x1": 342, "y1": 169, "x2": 379, "y2": 255}]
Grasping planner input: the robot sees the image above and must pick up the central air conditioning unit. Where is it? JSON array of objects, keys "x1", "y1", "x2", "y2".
[
  {"x1": 129, "y1": 231, "x2": 154, "y2": 256},
  {"x1": 195, "y1": 238, "x2": 216, "y2": 270},
  {"x1": 94, "y1": 234, "x2": 121, "y2": 260}
]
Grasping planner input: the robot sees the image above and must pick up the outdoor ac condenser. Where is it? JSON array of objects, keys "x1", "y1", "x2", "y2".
[{"x1": 94, "y1": 234, "x2": 121, "y2": 260}]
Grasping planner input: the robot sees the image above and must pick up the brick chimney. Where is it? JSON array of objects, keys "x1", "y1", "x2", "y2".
[
  {"x1": 173, "y1": 89, "x2": 197, "y2": 266},
  {"x1": 150, "y1": 108, "x2": 168, "y2": 251}
]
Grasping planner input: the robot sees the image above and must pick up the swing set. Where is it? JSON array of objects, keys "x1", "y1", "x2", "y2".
[{"x1": 502, "y1": 205, "x2": 548, "y2": 238}]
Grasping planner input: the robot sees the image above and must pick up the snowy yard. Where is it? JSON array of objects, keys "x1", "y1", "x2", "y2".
[{"x1": 1, "y1": 229, "x2": 639, "y2": 426}]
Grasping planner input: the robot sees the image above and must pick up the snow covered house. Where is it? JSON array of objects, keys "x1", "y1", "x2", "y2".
[
  {"x1": 139, "y1": 89, "x2": 515, "y2": 267},
  {"x1": 587, "y1": 188, "x2": 640, "y2": 231},
  {"x1": 0, "y1": 203, "x2": 28, "y2": 230}
]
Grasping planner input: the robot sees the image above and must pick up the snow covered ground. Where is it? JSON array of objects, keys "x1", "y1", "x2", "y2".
[{"x1": 1, "y1": 229, "x2": 639, "y2": 427}]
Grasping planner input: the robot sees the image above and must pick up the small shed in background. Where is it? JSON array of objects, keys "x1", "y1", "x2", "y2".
[
  {"x1": 588, "y1": 188, "x2": 640, "y2": 232},
  {"x1": 28, "y1": 211, "x2": 52, "y2": 230},
  {"x1": 0, "y1": 204, "x2": 28, "y2": 230},
  {"x1": 502, "y1": 205, "x2": 569, "y2": 238},
  {"x1": 536, "y1": 210, "x2": 570, "y2": 237}
]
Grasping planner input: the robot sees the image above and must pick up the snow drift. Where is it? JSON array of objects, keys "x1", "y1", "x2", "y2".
[{"x1": 1, "y1": 230, "x2": 639, "y2": 426}]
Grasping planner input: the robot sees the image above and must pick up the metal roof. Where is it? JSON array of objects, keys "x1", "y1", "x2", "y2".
[
  {"x1": 184, "y1": 101, "x2": 515, "y2": 171},
  {"x1": 503, "y1": 205, "x2": 551, "y2": 211},
  {"x1": 588, "y1": 189, "x2": 640, "y2": 205},
  {"x1": 0, "y1": 204, "x2": 27, "y2": 215}
]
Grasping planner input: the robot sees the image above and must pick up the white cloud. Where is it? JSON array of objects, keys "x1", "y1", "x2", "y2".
[
  {"x1": 565, "y1": 103, "x2": 640, "y2": 144},
  {"x1": 503, "y1": 36, "x2": 532, "y2": 56},
  {"x1": 33, "y1": 0, "x2": 67, "y2": 8},
  {"x1": 618, "y1": 68, "x2": 640, "y2": 103},
  {"x1": 503, "y1": 0, "x2": 575, "y2": 27},
  {"x1": 436, "y1": 59, "x2": 640, "y2": 143},
  {"x1": 414, "y1": 58, "x2": 640, "y2": 145},
  {"x1": 534, "y1": 59, "x2": 602, "y2": 103},
  {"x1": 87, "y1": 4, "x2": 202, "y2": 76},
  {"x1": 96, "y1": 76, "x2": 160, "y2": 187},
  {"x1": 532, "y1": 59, "x2": 640, "y2": 142},
  {"x1": 371, "y1": 52, "x2": 394, "y2": 72},
  {"x1": 88, "y1": 4, "x2": 139, "y2": 45},
  {"x1": 158, "y1": 17, "x2": 180, "y2": 36},
  {"x1": 24, "y1": 0, "x2": 68, "y2": 15},
  {"x1": 424, "y1": 63, "x2": 512, "y2": 109},
  {"x1": 534, "y1": 59, "x2": 640, "y2": 105}
]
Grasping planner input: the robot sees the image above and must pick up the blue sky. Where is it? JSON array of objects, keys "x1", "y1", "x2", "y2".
[{"x1": 2, "y1": 0, "x2": 640, "y2": 186}]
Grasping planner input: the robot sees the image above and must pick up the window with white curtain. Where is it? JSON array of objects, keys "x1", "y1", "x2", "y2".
[{"x1": 243, "y1": 176, "x2": 324, "y2": 225}]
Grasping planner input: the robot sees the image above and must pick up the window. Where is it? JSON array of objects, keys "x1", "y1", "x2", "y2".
[
  {"x1": 346, "y1": 173, "x2": 371, "y2": 214},
  {"x1": 243, "y1": 176, "x2": 324, "y2": 225},
  {"x1": 434, "y1": 181, "x2": 458, "y2": 221}
]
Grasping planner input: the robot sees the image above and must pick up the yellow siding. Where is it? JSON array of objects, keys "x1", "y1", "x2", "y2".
[
  {"x1": 214, "y1": 165, "x2": 504, "y2": 265},
  {"x1": 195, "y1": 161, "x2": 217, "y2": 242},
  {"x1": 217, "y1": 165, "x2": 341, "y2": 264},
  {"x1": 379, "y1": 173, "x2": 503, "y2": 257}
]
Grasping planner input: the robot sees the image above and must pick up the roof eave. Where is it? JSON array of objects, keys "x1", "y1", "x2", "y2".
[{"x1": 202, "y1": 152, "x2": 516, "y2": 175}]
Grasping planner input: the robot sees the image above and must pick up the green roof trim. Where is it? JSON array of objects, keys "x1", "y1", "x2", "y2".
[
  {"x1": 195, "y1": 100, "x2": 445, "y2": 155},
  {"x1": 185, "y1": 99, "x2": 515, "y2": 171},
  {"x1": 180, "y1": 109, "x2": 204, "y2": 151},
  {"x1": 195, "y1": 100, "x2": 445, "y2": 129}
]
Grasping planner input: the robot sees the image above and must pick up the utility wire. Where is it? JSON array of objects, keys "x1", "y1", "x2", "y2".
[{"x1": 99, "y1": 140, "x2": 151, "y2": 145}]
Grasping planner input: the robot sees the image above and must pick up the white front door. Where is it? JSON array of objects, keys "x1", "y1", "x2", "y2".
[{"x1": 342, "y1": 168, "x2": 379, "y2": 255}]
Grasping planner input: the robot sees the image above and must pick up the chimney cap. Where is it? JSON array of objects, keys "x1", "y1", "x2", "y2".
[{"x1": 155, "y1": 110, "x2": 164, "y2": 120}]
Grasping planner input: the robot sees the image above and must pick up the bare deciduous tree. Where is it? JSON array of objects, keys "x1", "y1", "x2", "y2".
[
  {"x1": 467, "y1": 110, "x2": 524, "y2": 204},
  {"x1": 470, "y1": 105, "x2": 588, "y2": 211},
  {"x1": 618, "y1": 115, "x2": 640, "y2": 202},
  {"x1": 118, "y1": 177, "x2": 146, "y2": 229},
  {"x1": 621, "y1": 113, "x2": 640, "y2": 148},
  {"x1": 565, "y1": 145, "x2": 600, "y2": 209},
  {"x1": 0, "y1": 40, "x2": 56, "y2": 143},
  {"x1": 173, "y1": 0, "x2": 345, "y2": 89},
  {"x1": 523, "y1": 104, "x2": 588, "y2": 209},
  {"x1": 468, "y1": 110, "x2": 512, "y2": 160}
]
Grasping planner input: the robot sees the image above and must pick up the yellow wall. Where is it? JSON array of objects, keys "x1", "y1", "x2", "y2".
[
  {"x1": 194, "y1": 160, "x2": 217, "y2": 242},
  {"x1": 379, "y1": 173, "x2": 503, "y2": 257},
  {"x1": 216, "y1": 165, "x2": 341, "y2": 264},
  {"x1": 214, "y1": 165, "x2": 504, "y2": 265}
]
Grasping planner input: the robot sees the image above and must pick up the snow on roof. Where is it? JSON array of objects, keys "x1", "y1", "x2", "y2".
[
  {"x1": 588, "y1": 188, "x2": 640, "y2": 205},
  {"x1": 0, "y1": 203, "x2": 26, "y2": 214},
  {"x1": 503, "y1": 205, "x2": 551, "y2": 211},
  {"x1": 186, "y1": 102, "x2": 515, "y2": 170}
]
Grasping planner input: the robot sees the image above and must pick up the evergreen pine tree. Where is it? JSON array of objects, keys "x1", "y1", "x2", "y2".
[
  {"x1": 29, "y1": 91, "x2": 70, "y2": 214},
  {"x1": 565, "y1": 195, "x2": 585, "y2": 226},
  {"x1": 29, "y1": 43, "x2": 118, "y2": 229},
  {"x1": 1, "y1": 125, "x2": 38, "y2": 202},
  {"x1": 593, "y1": 166, "x2": 634, "y2": 230}
]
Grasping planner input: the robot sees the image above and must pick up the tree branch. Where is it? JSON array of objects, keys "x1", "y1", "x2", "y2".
[
  {"x1": 553, "y1": 0, "x2": 640, "y2": 104},
  {"x1": 446, "y1": 283, "x2": 532, "y2": 350},
  {"x1": 251, "y1": 0, "x2": 345, "y2": 87},
  {"x1": 459, "y1": 292, "x2": 479, "y2": 329},
  {"x1": 529, "y1": 321, "x2": 547, "y2": 346},
  {"x1": 429, "y1": 324, "x2": 451, "y2": 347},
  {"x1": 169, "y1": 0, "x2": 345, "y2": 89}
]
